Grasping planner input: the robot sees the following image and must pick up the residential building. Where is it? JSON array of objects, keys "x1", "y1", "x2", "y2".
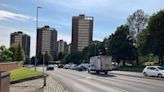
[
  {"x1": 10, "y1": 31, "x2": 30, "y2": 58},
  {"x1": 71, "y1": 14, "x2": 93, "y2": 52},
  {"x1": 57, "y1": 40, "x2": 67, "y2": 53},
  {"x1": 67, "y1": 43, "x2": 71, "y2": 54},
  {"x1": 36, "y1": 26, "x2": 57, "y2": 60}
]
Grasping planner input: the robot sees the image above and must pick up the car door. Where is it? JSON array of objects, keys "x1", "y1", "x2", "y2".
[
  {"x1": 150, "y1": 67, "x2": 158, "y2": 76},
  {"x1": 146, "y1": 67, "x2": 152, "y2": 76}
]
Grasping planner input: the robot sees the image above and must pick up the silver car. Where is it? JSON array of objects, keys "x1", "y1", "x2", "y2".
[{"x1": 142, "y1": 66, "x2": 164, "y2": 78}]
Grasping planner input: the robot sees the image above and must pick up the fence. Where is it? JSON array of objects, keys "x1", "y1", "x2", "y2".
[{"x1": 0, "y1": 62, "x2": 22, "y2": 71}]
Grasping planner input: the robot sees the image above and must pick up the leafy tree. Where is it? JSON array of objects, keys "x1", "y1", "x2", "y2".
[
  {"x1": 127, "y1": 9, "x2": 148, "y2": 39},
  {"x1": 16, "y1": 44, "x2": 25, "y2": 61},
  {"x1": 0, "y1": 46, "x2": 12, "y2": 62},
  {"x1": 45, "y1": 51, "x2": 52, "y2": 65},
  {"x1": 107, "y1": 25, "x2": 136, "y2": 66},
  {"x1": 36, "y1": 53, "x2": 43, "y2": 64},
  {"x1": 9, "y1": 45, "x2": 18, "y2": 61},
  {"x1": 57, "y1": 52, "x2": 66, "y2": 60},
  {"x1": 142, "y1": 10, "x2": 164, "y2": 65},
  {"x1": 64, "y1": 52, "x2": 83, "y2": 64},
  {"x1": 30, "y1": 56, "x2": 36, "y2": 65},
  {"x1": 127, "y1": 9, "x2": 149, "y2": 65}
]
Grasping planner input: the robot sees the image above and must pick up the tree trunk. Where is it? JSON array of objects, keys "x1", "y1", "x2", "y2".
[{"x1": 158, "y1": 56, "x2": 161, "y2": 65}]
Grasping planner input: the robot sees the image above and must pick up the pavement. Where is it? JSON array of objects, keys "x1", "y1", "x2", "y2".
[
  {"x1": 10, "y1": 76, "x2": 68, "y2": 92},
  {"x1": 46, "y1": 68, "x2": 164, "y2": 92}
]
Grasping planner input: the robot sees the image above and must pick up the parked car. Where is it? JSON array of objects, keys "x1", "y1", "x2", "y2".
[
  {"x1": 70, "y1": 64, "x2": 78, "y2": 70},
  {"x1": 64, "y1": 64, "x2": 71, "y2": 69},
  {"x1": 58, "y1": 64, "x2": 64, "y2": 68},
  {"x1": 76, "y1": 65, "x2": 86, "y2": 71},
  {"x1": 46, "y1": 64, "x2": 54, "y2": 70},
  {"x1": 142, "y1": 66, "x2": 164, "y2": 78}
]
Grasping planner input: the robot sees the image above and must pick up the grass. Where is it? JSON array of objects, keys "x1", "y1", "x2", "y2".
[
  {"x1": 118, "y1": 66, "x2": 145, "y2": 72},
  {"x1": 10, "y1": 67, "x2": 43, "y2": 81}
]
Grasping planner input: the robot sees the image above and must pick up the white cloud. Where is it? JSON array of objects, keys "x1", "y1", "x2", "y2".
[{"x1": 0, "y1": 10, "x2": 35, "y2": 21}]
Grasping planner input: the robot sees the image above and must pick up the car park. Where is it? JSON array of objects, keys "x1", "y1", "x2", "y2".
[{"x1": 142, "y1": 66, "x2": 164, "y2": 78}]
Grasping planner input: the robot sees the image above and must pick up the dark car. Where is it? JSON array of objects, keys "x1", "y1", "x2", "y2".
[
  {"x1": 46, "y1": 64, "x2": 54, "y2": 70},
  {"x1": 58, "y1": 64, "x2": 64, "y2": 68}
]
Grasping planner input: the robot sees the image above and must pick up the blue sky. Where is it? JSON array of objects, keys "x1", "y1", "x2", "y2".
[{"x1": 0, "y1": 0, "x2": 164, "y2": 57}]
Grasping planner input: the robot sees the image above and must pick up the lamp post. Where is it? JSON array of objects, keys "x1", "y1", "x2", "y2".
[
  {"x1": 43, "y1": 53, "x2": 46, "y2": 87},
  {"x1": 35, "y1": 6, "x2": 46, "y2": 87},
  {"x1": 35, "y1": 6, "x2": 42, "y2": 71}
]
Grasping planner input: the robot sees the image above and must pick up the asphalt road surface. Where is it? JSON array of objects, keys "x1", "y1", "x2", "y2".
[{"x1": 45, "y1": 68, "x2": 164, "y2": 92}]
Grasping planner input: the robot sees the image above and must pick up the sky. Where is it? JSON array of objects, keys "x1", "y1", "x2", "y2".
[{"x1": 0, "y1": 0, "x2": 164, "y2": 57}]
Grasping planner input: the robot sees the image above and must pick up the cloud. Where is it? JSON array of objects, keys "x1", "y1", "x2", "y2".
[{"x1": 0, "y1": 10, "x2": 35, "y2": 21}]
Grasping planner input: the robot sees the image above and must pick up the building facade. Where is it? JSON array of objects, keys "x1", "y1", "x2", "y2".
[
  {"x1": 10, "y1": 31, "x2": 30, "y2": 58},
  {"x1": 57, "y1": 40, "x2": 67, "y2": 53},
  {"x1": 71, "y1": 14, "x2": 93, "y2": 53},
  {"x1": 36, "y1": 26, "x2": 57, "y2": 60}
]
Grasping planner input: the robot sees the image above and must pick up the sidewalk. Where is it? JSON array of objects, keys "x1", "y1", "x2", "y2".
[{"x1": 10, "y1": 76, "x2": 68, "y2": 92}]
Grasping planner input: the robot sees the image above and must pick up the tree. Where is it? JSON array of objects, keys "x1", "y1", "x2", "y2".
[
  {"x1": 142, "y1": 10, "x2": 164, "y2": 65},
  {"x1": 107, "y1": 25, "x2": 136, "y2": 66},
  {"x1": 45, "y1": 52, "x2": 51, "y2": 65},
  {"x1": 36, "y1": 53, "x2": 43, "y2": 64},
  {"x1": 127, "y1": 9, "x2": 149, "y2": 65},
  {"x1": 0, "y1": 46, "x2": 12, "y2": 62},
  {"x1": 15, "y1": 44, "x2": 25, "y2": 61},
  {"x1": 127, "y1": 9, "x2": 148, "y2": 39},
  {"x1": 9, "y1": 45, "x2": 17, "y2": 61},
  {"x1": 64, "y1": 52, "x2": 83, "y2": 64},
  {"x1": 57, "y1": 52, "x2": 66, "y2": 60}
]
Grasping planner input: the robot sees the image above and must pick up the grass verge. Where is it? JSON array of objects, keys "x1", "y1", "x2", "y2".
[
  {"x1": 10, "y1": 67, "x2": 43, "y2": 81},
  {"x1": 118, "y1": 66, "x2": 145, "y2": 72}
]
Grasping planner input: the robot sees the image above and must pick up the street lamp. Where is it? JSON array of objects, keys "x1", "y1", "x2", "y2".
[
  {"x1": 35, "y1": 6, "x2": 46, "y2": 87},
  {"x1": 43, "y1": 53, "x2": 46, "y2": 87},
  {"x1": 35, "y1": 6, "x2": 42, "y2": 71}
]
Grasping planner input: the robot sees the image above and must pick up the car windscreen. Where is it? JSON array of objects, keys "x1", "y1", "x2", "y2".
[{"x1": 157, "y1": 66, "x2": 164, "y2": 70}]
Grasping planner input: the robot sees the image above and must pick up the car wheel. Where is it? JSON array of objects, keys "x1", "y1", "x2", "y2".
[
  {"x1": 158, "y1": 73, "x2": 162, "y2": 78},
  {"x1": 105, "y1": 71, "x2": 108, "y2": 75},
  {"x1": 143, "y1": 72, "x2": 147, "y2": 77}
]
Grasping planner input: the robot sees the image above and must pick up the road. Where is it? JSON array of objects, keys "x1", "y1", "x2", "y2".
[{"x1": 45, "y1": 68, "x2": 164, "y2": 92}]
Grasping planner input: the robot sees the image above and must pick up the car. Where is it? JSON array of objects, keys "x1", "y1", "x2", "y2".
[
  {"x1": 64, "y1": 64, "x2": 71, "y2": 69},
  {"x1": 58, "y1": 64, "x2": 64, "y2": 68},
  {"x1": 76, "y1": 65, "x2": 86, "y2": 71},
  {"x1": 46, "y1": 64, "x2": 54, "y2": 70},
  {"x1": 142, "y1": 66, "x2": 164, "y2": 78},
  {"x1": 70, "y1": 64, "x2": 77, "y2": 70}
]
